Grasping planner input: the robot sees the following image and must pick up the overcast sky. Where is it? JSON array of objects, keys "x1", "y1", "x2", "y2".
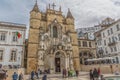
[{"x1": 0, "y1": 0, "x2": 120, "y2": 29}]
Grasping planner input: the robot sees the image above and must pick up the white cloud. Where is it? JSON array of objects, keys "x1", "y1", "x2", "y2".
[
  {"x1": 45, "y1": 0, "x2": 120, "y2": 28},
  {"x1": 0, "y1": 0, "x2": 120, "y2": 29}
]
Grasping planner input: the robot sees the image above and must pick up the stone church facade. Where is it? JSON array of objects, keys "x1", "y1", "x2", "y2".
[{"x1": 27, "y1": 2, "x2": 80, "y2": 73}]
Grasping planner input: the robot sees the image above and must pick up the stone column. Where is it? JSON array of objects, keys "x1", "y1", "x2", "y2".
[
  {"x1": 65, "y1": 57, "x2": 69, "y2": 69},
  {"x1": 50, "y1": 55, "x2": 54, "y2": 74},
  {"x1": 67, "y1": 56, "x2": 70, "y2": 69}
]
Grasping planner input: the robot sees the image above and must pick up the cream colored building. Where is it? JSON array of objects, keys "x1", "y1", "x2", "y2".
[
  {"x1": 27, "y1": 2, "x2": 80, "y2": 73},
  {"x1": 78, "y1": 33, "x2": 96, "y2": 65},
  {"x1": 96, "y1": 19, "x2": 120, "y2": 64},
  {"x1": 0, "y1": 21, "x2": 26, "y2": 68}
]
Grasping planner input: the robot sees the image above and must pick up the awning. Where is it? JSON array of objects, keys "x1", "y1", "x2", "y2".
[{"x1": 86, "y1": 57, "x2": 114, "y2": 61}]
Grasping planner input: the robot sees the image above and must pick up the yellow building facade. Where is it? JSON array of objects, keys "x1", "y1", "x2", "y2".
[
  {"x1": 78, "y1": 38, "x2": 96, "y2": 65},
  {"x1": 27, "y1": 2, "x2": 80, "y2": 73}
]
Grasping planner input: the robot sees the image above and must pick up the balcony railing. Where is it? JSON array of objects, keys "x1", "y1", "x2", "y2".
[{"x1": 108, "y1": 41, "x2": 117, "y2": 46}]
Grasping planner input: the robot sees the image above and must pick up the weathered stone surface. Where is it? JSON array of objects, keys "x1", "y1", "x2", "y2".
[{"x1": 26, "y1": 3, "x2": 80, "y2": 73}]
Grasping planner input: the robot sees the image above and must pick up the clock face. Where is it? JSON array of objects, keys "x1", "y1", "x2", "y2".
[{"x1": 88, "y1": 33, "x2": 95, "y2": 40}]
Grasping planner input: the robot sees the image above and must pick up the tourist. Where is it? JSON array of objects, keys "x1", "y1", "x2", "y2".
[
  {"x1": 68, "y1": 69, "x2": 71, "y2": 77},
  {"x1": 62, "y1": 69, "x2": 65, "y2": 78},
  {"x1": 93, "y1": 68, "x2": 98, "y2": 80},
  {"x1": 64, "y1": 69, "x2": 67, "y2": 78},
  {"x1": 76, "y1": 70, "x2": 79, "y2": 77},
  {"x1": 89, "y1": 69, "x2": 94, "y2": 80},
  {"x1": 98, "y1": 68, "x2": 101, "y2": 77},
  {"x1": 31, "y1": 71, "x2": 34, "y2": 80},
  {"x1": 18, "y1": 73, "x2": 24, "y2": 80},
  {"x1": 38, "y1": 69, "x2": 41, "y2": 78},
  {"x1": 12, "y1": 72, "x2": 18, "y2": 80},
  {"x1": 70, "y1": 70, "x2": 73, "y2": 77},
  {"x1": 68, "y1": 70, "x2": 70, "y2": 77},
  {"x1": 35, "y1": 71, "x2": 39, "y2": 79},
  {"x1": 42, "y1": 73, "x2": 47, "y2": 80},
  {"x1": 110, "y1": 65, "x2": 113, "y2": 74}
]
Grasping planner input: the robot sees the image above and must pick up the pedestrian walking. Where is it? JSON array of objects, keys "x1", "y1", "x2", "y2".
[
  {"x1": 68, "y1": 70, "x2": 70, "y2": 77},
  {"x1": 62, "y1": 69, "x2": 65, "y2": 78},
  {"x1": 12, "y1": 72, "x2": 18, "y2": 80},
  {"x1": 38, "y1": 69, "x2": 41, "y2": 78},
  {"x1": 35, "y1": 71, "x2": 39, "y2": 79},
  {"x1": 18, "y1": 73, "x2": 24, "y2": 80},
  {"x1": 93, "y1": 68, "x2": 98, "y2": 80},
  {"x1": 89, "y1": 69, "x2": 94, "y2": 80},
  {"x1": 31, "y1": 71, "x2": 34, "y2": 80},
  {"x1": 42, "y1": 74, "x2": 47, "y2": 80},
  {"x1": 98, "y1": 68, "x2": 101, "y2": 77},
  {"x1": 64, "y1": 69, "x2": 67, "y2": 78},
  {"x1": 76, "y1": 70, "x2": 79, "y2": 77}
]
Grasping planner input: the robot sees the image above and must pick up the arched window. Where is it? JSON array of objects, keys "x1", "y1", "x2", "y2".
[{"x1": 53, "y1": 26, "x2": 58, "y2": 38}]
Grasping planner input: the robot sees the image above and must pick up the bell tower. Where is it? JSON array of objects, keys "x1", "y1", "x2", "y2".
[
  {"x1": 30, "y1": 0, "x2": 41, "y2": 29},
  {"x1": 27, "y1": 0, "x2": 41, "y2": 73},
  {"x1": 66, "y1": 9, "x2": 80, "y2": 70}
]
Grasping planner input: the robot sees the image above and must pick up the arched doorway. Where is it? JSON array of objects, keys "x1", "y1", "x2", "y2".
[{"x1": 55, "y1": 51, "x2": 65, "y2": 73}]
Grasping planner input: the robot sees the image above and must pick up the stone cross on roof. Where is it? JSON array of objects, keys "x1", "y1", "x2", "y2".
[{"x1": 52, "y1": 3, "x2": 56, "y2": 10}]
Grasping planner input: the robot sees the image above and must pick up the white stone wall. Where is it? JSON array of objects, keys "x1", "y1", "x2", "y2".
[
  {"x1": 76, "y1": 26, "x2": 101, "y2": 33},
  {"x1": 0, "y1": 23, "x2": 26, "y2": 67},
  {"x1": 100, "y1": 20, "x2": 120, "y2": 63},
  {"x1": 0, "y1": 46, "x2": 23, "y2": 65}
]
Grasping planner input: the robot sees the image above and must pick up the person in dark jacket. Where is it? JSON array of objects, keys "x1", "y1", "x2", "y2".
[
  {"x1": 12, "y1": 72, "x2": 18, "y2": 80},
  {"x1": 18, "y1": 73, "x2": 24, "y2": 80},
  {"x1": 42, "y1": 74, "x2": 47, "y2": 80},
  {"x1": 89, "y1": 69, "x2": 94, "y2": 80},
  {"x1": 31, "y1": 71, "x2": 34, "y2": 80},
  {"x1": 76, "y1": 70, "x2": 79, "y2": 77},
  {"x1": 93, "y1": 68, "x2": 98, "y2": 80}
]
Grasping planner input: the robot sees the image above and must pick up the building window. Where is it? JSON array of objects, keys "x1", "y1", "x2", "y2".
[
  {"x1": 80, "y1": 58, "x2": 83, "y2": 64},
  {"x1": 83, "y1": 41, "x2": 87, "y2": 47},
  {"x1": 10, "y1": 50, "x2": 17, "y2": 61},
  {"x1": 111, "y1": 47, "x2": 113, "y2": 52},
  {"x1": 78, "y1": 41, "x2": 81, "y2": 47},
  {"x1": 114, "y1": 46, "x2": 117, "y2": 51},
  {"x1": 111, "y1": 28, "x2": 113, "y2": 34},
  {"x1": 0, "y1": 32, "x2": 6, "y2": 41},
  {"x1": 53, "y1": 26, "x2": 58, "y2": 38},
  {"x1": 89, "y1": 42, "x2": 92, "y2": 47},
  {"x1": 109, "y1": 38, "x2": 111, "y2": 43},
  {"x1": 12, "y1": 32, "x2": 18, "y2": 42},
  {"x1": 103, "y1": 32, "x2": 105, "y2": 37},
  {"x1": 112, "y1": 36, "x2": 115, "y2": 42},
  {"x1": 104, "y1": 40, "x2": 106, "y2": 45},
  {"x1": 79, "y1": 52, "x2": 82, "y2": 56},
  {"x1": 118, "y1": 34, "x2": 120, "y2": 41},
  {"x1": 0, "y1": 50, "x2": 3, "y2": 61},
  {"x1": 116, "y1": 24, "x2": 120, "y2": 31},
  {"x1": 107, "y1": 30, "x2": 110, "y2": 35},
  {"x1": 105, "y1": 48, "x2": 108, "y2": 54}
]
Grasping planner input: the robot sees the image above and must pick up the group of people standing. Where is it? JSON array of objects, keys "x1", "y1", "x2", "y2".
[
  {"x1": 31, "y1": 69, "x2": 47, "y2": 80},
  {"x1": 89, "y1": 68, "x2": 104, "y2": 80},
  {"x1": 62, "y1": 68, "x2": 79, "y2": 78},
  {"x1": 12, "y1": 72, "x2": 23, "y2": 80}
]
